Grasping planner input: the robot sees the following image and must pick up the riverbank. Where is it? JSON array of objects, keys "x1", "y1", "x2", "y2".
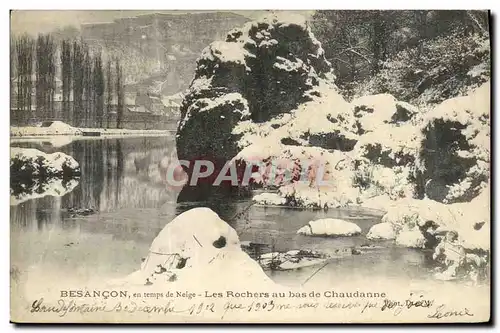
[{"x1": 10, "y1": 121, "x2": 176, "y2": 138}]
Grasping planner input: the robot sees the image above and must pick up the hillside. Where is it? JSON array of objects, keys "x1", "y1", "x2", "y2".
[{"x1": 78, "y1": 12, "x2": 250, "y2": 96}]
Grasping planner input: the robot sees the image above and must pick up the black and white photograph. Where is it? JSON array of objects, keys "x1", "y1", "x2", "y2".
[{"x1": 9, "y1": 9, "x2": 491, "y2": 323}]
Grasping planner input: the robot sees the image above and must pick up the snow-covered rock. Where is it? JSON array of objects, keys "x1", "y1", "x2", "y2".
[
  {"x1": 395, "y1": 228, "x2": 426, "y2": 248},
  {"x1": 297, "y1": 218, "x2": 361, "y2": 237},
  {"x1": 10, "y1": 148, "x2": 80, "y2": 179},
  {"x1": 381, "y1": 189, "x2": 490, "y2": 251},
  {"x1": 176, "y1": 13, "x2": 335, "y2": 174},
  {"x1": 366, "y1": 223, "x2": 396, "y2": 240},
  {"x1": 252, "y1": 192, "x2": 286, "y2": 206},
  {"x1": 174, "y1": 11, "x2": 489, "y2": 223},
  {"x1": 119, "y1": 207, "x2": 274, "y2": 288}
]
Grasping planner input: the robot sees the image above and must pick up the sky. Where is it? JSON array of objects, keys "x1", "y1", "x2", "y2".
[{"x1": 10, "y1": 10, "x2": 315, "y2": 36}]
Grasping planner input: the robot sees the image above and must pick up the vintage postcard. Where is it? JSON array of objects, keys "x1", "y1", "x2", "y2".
[{"x1": 10, "y1": 9, "x2": 491, "y2": 323}]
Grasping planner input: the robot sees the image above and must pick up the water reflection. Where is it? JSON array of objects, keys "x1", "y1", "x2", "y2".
[
  {"x1": 10, "y1": 136, "x2": 179, "y2": 231},
  {"x1": 10, "y1": 178, "x2": 79, "y2": 206}
]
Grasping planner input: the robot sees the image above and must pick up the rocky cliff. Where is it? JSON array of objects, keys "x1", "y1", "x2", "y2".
[
  {"x1": 176, "y1": 13, "x2": 335, "y2": 170},
  {"x1": 175, "y1": 14, "x2": 490, "y2": 248}
]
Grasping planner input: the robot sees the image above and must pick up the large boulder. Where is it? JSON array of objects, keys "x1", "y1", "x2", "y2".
[
  {"x1": 118, "y1": 207, "x2": 274, "y2": 288},
  {"x1": 176, "y1": 13, "x2": 335, "y2": 173}
]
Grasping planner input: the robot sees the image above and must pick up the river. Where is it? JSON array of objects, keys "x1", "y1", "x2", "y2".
[{"x1": 10, "y1": 136, "x2": 489, "y2": 295}]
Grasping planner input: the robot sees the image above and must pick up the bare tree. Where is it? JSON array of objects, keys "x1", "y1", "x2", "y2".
[
  {"x1": 61, "y1": 39, "x2": 73, "y2": 124},
  {"x1": 93, "y1": 53, "x2": 105, "y2": 127},
  {"x1": 72, "y1": 41, "x2": 84, "y2": 126},
  {"x1": 115, "y1": 58, "x2": 124, "y2": 129},
  {"x1": 15, "y1": 35, "x2": 35, "y2": 123},
  {"x1": 105, "y1": 60, "x2": 113, "y2": 128},
  {"x1": 35, "y1": 34, "x2": 56, "y2": 120}
]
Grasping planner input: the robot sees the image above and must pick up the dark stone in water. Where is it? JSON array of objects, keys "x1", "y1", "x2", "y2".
[{"x1": 67, "y1": 207, "x2": 97, "y2": 218}]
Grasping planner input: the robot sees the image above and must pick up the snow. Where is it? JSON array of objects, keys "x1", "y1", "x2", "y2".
[
  {"x1": 360, "y1": 195, "x2": 393, "y2": 212},
  {"x1": 297, "y1": 218, "x2": 361, "y2": 237},
  {"x1": 273, "y1": 56, "x2": 304, "y2": 72},
  {"x1": 197, "y1": 93, "x2": 250, "y2": 116},
  {"x1": 351, "y1": 94, "x2": 420, "y2": 133},
  {"x1": 200, "y1": 41, "x2": 254, "y2": 66},
  {"x1": 11, "y1": 121, "x2": 81, "y2": 137},
  {"x1": 366, "y1": 223, "x2": 396, "y2": 240},
  {"x1": 252, "y1": 192, "x2": 286, "y2": 206}
]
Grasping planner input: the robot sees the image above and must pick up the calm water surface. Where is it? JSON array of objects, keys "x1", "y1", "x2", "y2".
[{"x1": 10, "y1": 136, "x2": 488, "y2": 293}]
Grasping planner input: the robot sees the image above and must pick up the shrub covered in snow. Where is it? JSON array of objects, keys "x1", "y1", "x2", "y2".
[{"x1": 381, "y1": 188, "x2": 490, "y2": 251}]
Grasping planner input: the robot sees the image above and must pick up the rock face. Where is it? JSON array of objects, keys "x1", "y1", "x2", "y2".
[
  {"x1": 297, "y1": 218, "x2": 361, "y2": 237},
  {"x1": 416, "y1": 82, "x2": 490, "y2": 204},
  {"x1": 177, "y1": 13, "x2": 334, "y2": 169},
  {"x1": 80, "y1": 12, "x2": 251, "y2": 96}
]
